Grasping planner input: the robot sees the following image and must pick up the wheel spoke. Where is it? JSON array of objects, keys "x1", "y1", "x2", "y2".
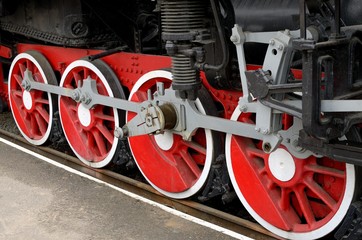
[
  {"x1": 34, "y1": 112, "x2": 47, "y2": 135},
  {"x1": 83, "y1": 67, "x2": 90, "y2": 77},
  {"x1": 255, "y1": 171, "x2": 293, "y2": 228},
  {"x1": 14, "y1": 74, "x2": 23, "y2": 86},
  {"x1": 305, "y1": 164, "x2": 345, "y2": 179},
  {"x1": 61, "y1": 97, "x2": 77, "y2": 113},
  {"x1": 294, "y1": 187, "x2": 316, "y2": 225},
  {"x1": 92, "y1": 130, "x2": 108, "y2": 156},
  {"x1": 11, "y1": 92, "x2": 25, "y2": 108},
  {"x1": 19, "y1": 63, "x2": 26, "y2": 78},
  {"x1": 94, "y1": 113, "x2": 115, "y2": 122},
  {"x1": 233, "y1": 137, "x2": 266, "y2": 169},
  {"x1": 35, "y1": 105, "x2": 50, "y2": 123},
  {"x1": 65, "y1": 83, "x2": 75, "y2": 89},
  {"x1": 87, "y1": 131, "x2": 100, "y2": 160},
  {"x1": 95, "y1": 122, "x2": 114, "y2": 144},
  {"x1": 73, "y1": 72, "x2": 82, "y2": 86},
  {"x1": 11, "y1": 100, "x2": 32, "y2": 137},
  {"x1": 26, "y1": 59, "x2": 34, "y2": 73},
  {"x1": 30, "y1": 114, "x2": 38, "y2": 137},
  {"x1": 70, "y1": 107, "x2": 78, "y2": 113},
  {"x1": 13, "y1": 90, "x2": 23, "y2": 98},
  {"x1": 35, "y1": 98, "x2": 50, "y2": 105},
  {"x1": 280, "y1": 188, "x2": 291, "y2": 210},
  {"x1": 33, "y1": 72, "x2": 43, "y2": 82},
  {"x1": 171, "y1": 154, "x2": 196, "y2": 189},
  {"x1": 133, "y1": 91, "x2": 147, "y2": 102},
  {"x1": 178, "y1": 149, "x2": 202, "y2": 178},
  {"x1": 59, "y1": 100, "x2": 90, "y2": 158},
  {"x1": 304, "y1": 179, "x2": 337, "y2": 210},
  {"x1": 246, "y1": 146, "x2": 267, "y2": 159},
  {"x1": 182, "y1": 141, "x2": 206, "y2": 156}
]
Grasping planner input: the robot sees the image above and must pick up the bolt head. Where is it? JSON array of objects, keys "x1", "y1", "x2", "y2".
[
  {"x1": 72, "y1": 92, "x2": 80, "y2": 101},
  {"x1": 262, "y1": 129, "x2": 270, "y2": 135},
  {"x1": 263, "y1": 142, "x2": 272, "y2": 153},
  {"x1": 145, "y1": 115, "x2": 153, "y2": 127},
  {"x1": 21, "y1": 81, "x2": 31, "y2": 91},
  {"x1": 114, "y1": 128, "x2": 122, "y2": 138},
  {"x1": 84, "y1": 97, "x2": 92, "y2": 105},
  {"x1": 240, "y1": 105, "x2": 248, "y2": 112},
  {"x1": 230, "y1": 35, "x2": 238, "y2": 43}
]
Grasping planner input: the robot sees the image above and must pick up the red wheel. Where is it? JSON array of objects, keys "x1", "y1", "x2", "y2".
[
  {"x1": 226, "y1": 108, "x2": 358, "y2": 239},
  {"x1": 59, "y1": 60, "x2": 125, "y2": 168},
  {"x1": 127, "y1": 70, "x2": 218, "y2": 199},
  {"x1": 8, "y1": 51, "x2": 57, "y2": 145}
]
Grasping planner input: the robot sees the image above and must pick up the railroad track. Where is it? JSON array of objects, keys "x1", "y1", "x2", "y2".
[{"x1": 0, "y1": 127, "x2": 279, "y2": 240}]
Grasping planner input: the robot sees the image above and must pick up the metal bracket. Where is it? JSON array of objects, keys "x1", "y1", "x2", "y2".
[{"x1": 120, "y1": 104, "x2": 166, "y2": 138}]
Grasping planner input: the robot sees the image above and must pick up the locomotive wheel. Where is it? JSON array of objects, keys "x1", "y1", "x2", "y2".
[
  {"x1": 8, "y1": 51, "x2": 57, "y2": 145},
  {"x1": 226, "y1": 108, "x2": 358, "y2": 240},
  {"x1": 127, "y1": 70, "x2": 219, "y2": 199},
  {"x1": 59, "y1": 60, "x2": 125, "y2": 168}
]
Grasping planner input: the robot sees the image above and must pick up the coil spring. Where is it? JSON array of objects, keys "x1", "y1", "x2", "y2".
[
  {"x1": 161, "y1": 0, "x2": 207, "y2": 39},
  {"x1": 172, "y1": 54, "x2": 198, "y2": 87},
  {"x1": 161, "y1": 0, "x2": 208, "y2": 100}
]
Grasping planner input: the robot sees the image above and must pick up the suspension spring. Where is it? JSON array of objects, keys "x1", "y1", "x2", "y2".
[{"x1": 161, "y1": 0, "x2": 209, "y2": 100}]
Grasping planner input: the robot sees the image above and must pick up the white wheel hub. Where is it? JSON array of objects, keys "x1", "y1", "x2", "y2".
[
  {"x1": 77, "y1": 104, "x2": 92, "y2": 127},
  {"x1": 154, "y1": 131, "x2": 174, "y2": 151},
  {"x1": 268, "y1": 148, "x2": 296, "y2": 182},
  {"x1": 23, "y1": 90, "x2": 33, "y2": 110}
]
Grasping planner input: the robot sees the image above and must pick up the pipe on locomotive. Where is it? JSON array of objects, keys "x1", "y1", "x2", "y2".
[{"x1": 197, "y1": 0, "x2": 229, "y2": 73}]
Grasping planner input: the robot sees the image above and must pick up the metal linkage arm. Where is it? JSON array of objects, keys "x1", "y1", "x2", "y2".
[
  {"x1": 22, "y1": 70, "x2": 140, "y2": 113},
  {"x1": 22, "y1": 69, "x2": 74, "y2": 98}
]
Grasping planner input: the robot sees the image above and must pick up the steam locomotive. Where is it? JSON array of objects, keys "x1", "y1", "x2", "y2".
[{"x1": 0, "y1": 0, "x2": 361, "y2": 239}]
